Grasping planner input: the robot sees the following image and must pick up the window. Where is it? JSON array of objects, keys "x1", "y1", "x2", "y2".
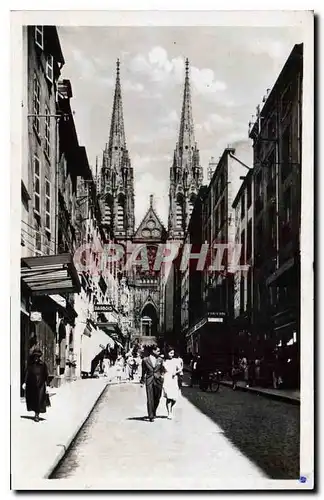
[
  {"x1": 267, "y1": 151, "x2": 276, "y2": 199},
  {"x1": 283, "y1": 187, "x2": 292, "y2": 225},
  {"x1": 241, "y1": 192, "x2": 245, "y2": 220},
  {"x1": 281, "y1": 126, "x2": 292, "y2": 182},
  {"x1": 247, "y1": 180, "x2": 252, "y2": 210},
  {"x1": 240, "y1": 229, "x2": 246, "y2": 266},
  {"x1": 176, "y1": 202, "x2": 183, "y2": 228},
  {"x1": 247, "y1": 220, "x2": 252, "y2": 261},
  {"x1": 45, "y1": 232, "x2": 51, "y2": 255},
  {"x1": 46, "y1": 54, "x2": 54, "y2": 83},
  {"x1": 281, "y1": 83, "x2": 293, "y2": 120},
  {"x1": 45, "y1": 178, "x2": 51, "y2": 231},
  {"x1": 35, "y1": 26, "x2": 44, "y2": 49},
  {"x1": 269, "y1": 204, "x2": 277, "y2": 253},
  {"x1": 104, "y1": 203, "x2": 112, "y2": 225},
  {"x1": 33, "y1": 74, "x2": 41, "y2": 135},
  {"x1": 255, "y1": 170, "x2": 263, "y2": 213},
  {"x1": 117, "y1": 203, "x2": 124, "y2": 229},
  {"x1": 35, "y1": 223, "x2": 42, "y2": 256},
  {"x1": 34, "y1": 156, "x2": 40, "y2": 215},
  {"x1": 45, "y1": 106, "x2": 50, "y2": 158}
]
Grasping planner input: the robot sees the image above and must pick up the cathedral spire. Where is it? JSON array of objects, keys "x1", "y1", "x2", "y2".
[
  {"x1": 108, "y1": 59, "x2": 126, "y2": 153},
  {"x1": 178, "y1": 58, "x2": 195, "y2": 150}
]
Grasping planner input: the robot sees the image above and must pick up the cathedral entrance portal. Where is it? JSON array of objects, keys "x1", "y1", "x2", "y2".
[{"x1": 138, "y1": 303, "x2": 158, "y2": 346}]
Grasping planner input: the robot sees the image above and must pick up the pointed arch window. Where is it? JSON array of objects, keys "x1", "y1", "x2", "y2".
[
  {"x1": 117, "y1": 196, "x2": 125, "y2": 230},
  {"x1": 176, "y1": 195, "x2": 184, "y2": 229}
]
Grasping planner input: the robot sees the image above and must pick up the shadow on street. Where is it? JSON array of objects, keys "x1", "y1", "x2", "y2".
[{"x1": 181, "y1": 385, "x2": 300, "y2": 479}]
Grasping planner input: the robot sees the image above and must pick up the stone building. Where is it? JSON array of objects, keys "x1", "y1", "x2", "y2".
[
  {"x1": 248, "y1": 43, "x2": 302, "y2": 388},
  {"x1": 183, "y1": 146, "x2": 250, "y2": 367},
  {"x1": 232, "y1": 168, "x2": 254, "y2": 358},
  {"x1": 20, "y1": 26, "x2": 81, "y2": 388}
]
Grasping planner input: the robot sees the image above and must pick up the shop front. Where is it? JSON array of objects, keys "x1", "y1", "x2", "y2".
[
  {"x1": 20, "y1": 253, "x2": 81, "y2": 387},
  {"x1": 186, "y1": 312, "x2": 230, "y2": 371}
]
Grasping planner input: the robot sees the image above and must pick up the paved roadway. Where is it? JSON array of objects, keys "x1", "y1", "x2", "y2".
[{"x1": 52, "y1": 380, "x2": 299, "y2": 484}]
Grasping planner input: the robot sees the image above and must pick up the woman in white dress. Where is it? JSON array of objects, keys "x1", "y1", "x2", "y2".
[{"x1": 163, "y1": 348, "x2": 182, "y2": 419}]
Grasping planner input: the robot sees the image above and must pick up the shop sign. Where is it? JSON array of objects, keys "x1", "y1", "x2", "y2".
[
  {"x1": 94, "y1": 304, "x2": 114, "y2": 313},
  {"x1": 30, "y1": 311, "x2": 42, "y2": 322},
  {"x1": 50, "y1": 295, "x2": 67, "y2": 309}
]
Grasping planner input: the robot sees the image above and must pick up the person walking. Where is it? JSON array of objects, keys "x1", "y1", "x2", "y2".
[
  {"x1": 140, "y1": 345, "x2": 164, "y2": 422},
  {"x1": 174, "y1": 351, "x2": 184, "y2": 389},
  {"x1": 115, "y1": 354, "x2": 125, "y2": 383},
  {"x1": 190, "y1": 355, "x2": 201, "y2": 387},
  {"x1": 163, "y1": 347, "x2": 182, "y2": 419},
  {"x1": 240, "y1": 356, "x2": 249, "y2": 388},
  {"x1": 22, "y1": 348, "x2": 49, "y2": 422}
]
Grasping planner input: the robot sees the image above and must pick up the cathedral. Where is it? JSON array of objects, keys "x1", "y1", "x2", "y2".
[{"x1": 98, "y1": 58, "x2": 202, "y2": 347}]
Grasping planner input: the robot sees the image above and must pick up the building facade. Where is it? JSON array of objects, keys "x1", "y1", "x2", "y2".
[
  {"x1": 249, "y1": 43, "x2": 302, "y2": 388},
  {"x1": 232, "y1": 168, "x2": 254, "y2": 358}
]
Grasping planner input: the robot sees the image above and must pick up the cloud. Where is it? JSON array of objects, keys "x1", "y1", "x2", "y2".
[
  {"x1": 247, "y1": 38, "x2": 289, "y2": 60},
  {"x1": 129, "y1": 46, "x2": 227, "y2": 101},
  {"x1": 196, "y1": 113, "x2": 233, "y2": 134}
]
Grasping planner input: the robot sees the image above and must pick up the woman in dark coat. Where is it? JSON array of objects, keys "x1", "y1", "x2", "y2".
[{"x1": 23, "y1": 348, "x2": 49, "y2": 422}]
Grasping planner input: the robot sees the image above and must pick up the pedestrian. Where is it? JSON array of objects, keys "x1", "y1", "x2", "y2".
[
  {"x1": 140, "y1": 345, "x2": 164, "y2": 422},
  {"x1": 174, "y1": 351, "x2": 184, "y2": 389},
  {"x1": 126, "y1": 354, "x2": 135, "y2": 380},
  {"x1": 240, "y1": 356, "x2": 249, "y2": 387},
  {"x1": 22, "y1": 348, "x2": 49, "y2": 422},
  {"x1": 190, "y1": 355, "x2": 201, "y2": 387},
  {"x1": 163, "y1": 347, "x2": 182, "y2": 420},
  {"x1": 115, "y1": 354, "x2": 125, "y2": 383}
]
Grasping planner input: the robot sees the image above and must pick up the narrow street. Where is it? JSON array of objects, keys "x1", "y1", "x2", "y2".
[{"x1": 52, "y1": 381, "x2": 299, "y2": 482}]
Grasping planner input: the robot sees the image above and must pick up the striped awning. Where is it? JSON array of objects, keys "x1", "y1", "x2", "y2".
[{"x1": 21, "y1": 253, "x2": 81, "y2": 296}]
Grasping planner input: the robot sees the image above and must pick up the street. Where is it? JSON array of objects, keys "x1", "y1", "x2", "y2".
[{"x1": 52, "y1": 381, "x2": 299, "y2": 482}]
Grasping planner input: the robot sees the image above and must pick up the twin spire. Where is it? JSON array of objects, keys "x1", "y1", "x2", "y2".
[
  {"x1": 108, "y1": 57, "x2": 195, "y2": 160},
  {"x1": 108, "y1": 58, "x2": 126, "y2": 154},
  {"x1": 178, "y1": 58, "x2": 195, "y2": 150}
]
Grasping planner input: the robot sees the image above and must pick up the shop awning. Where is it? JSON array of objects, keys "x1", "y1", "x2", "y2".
[{"x1": 21, "y1": 253, "x2": 81, "y2": 296}]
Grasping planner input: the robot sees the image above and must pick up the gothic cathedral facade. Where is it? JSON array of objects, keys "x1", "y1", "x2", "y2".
[{"x1": 98, "y1": 58, "x2": 202, "y2": 347}]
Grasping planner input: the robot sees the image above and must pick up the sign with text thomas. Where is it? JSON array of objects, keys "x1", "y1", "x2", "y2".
[{"x1": 94, "y1": 304, "x2": 114, "y2": 313}]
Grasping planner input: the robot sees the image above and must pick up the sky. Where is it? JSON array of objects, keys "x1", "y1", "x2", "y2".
[{"x1": 57, "y1": 26, "x2": 303, "y2": 228}]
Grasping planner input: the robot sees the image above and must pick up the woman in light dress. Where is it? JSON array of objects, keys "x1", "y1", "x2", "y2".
[
  {"x1": 114, "y1": 354, "x2": 125, "y2": 383},
  {"x1": 163, "y1": 348, "x2": 182, "y2": 419}
]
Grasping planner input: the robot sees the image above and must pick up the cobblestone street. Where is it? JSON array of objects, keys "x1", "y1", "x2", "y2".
[{"x1": 52, "y1": 381, "x2": 299, "y2": 485}]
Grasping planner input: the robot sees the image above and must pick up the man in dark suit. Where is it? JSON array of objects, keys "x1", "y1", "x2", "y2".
[{"x1": 140, "y1": 345, "x2": 164, "y2": 422}]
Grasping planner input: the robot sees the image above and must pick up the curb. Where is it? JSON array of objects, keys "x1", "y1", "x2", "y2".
[
  {"x1": 220, "y1": 381, "x2": 300, "y2": 405},
  {"x1": 44, "y1": 381, "x2": 109, "y2": 479}
]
